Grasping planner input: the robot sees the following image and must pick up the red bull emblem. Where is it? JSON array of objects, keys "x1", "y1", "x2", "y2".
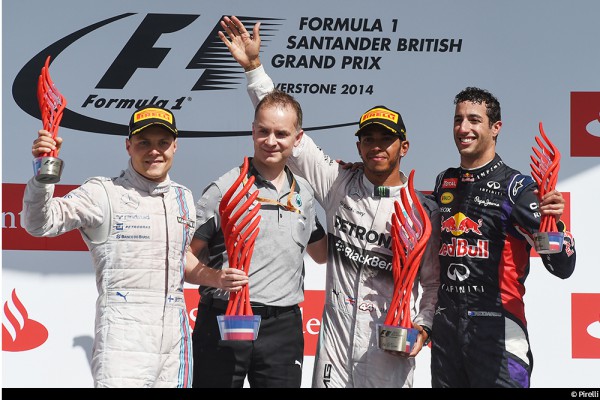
[
  {"x1": 440, "y1": 212, "x2": 483, "y2": 236},
  {"x1": 462, "y1": 172, "x2": 474, "y2": 182}
]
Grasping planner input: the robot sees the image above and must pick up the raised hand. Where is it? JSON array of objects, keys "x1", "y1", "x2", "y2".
[{"x1": 218, "y1": 15, "x2": 262, "y2": 71}]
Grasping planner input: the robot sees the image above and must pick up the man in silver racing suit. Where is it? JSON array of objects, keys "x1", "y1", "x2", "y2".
[
  {"x1": 22, "y1": 106, "x2": 198, "y2": 387},
  {"x1": 248, "y1": 68, "x2": 440, "y2": 388}
]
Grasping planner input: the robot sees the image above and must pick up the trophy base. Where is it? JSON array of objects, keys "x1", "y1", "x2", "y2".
[
  {"x1": 33, "y1": 156, "x2": 64, "y2": 184},
  {"x1": 377, "y1": 324, "x2": 418, "y2": 355},
  {"x1": 217, "y1": 315, "x2": 261, "y2": 341},
  {"x1": 533, "y1": 231, "x2": 564, "y2": 254}
]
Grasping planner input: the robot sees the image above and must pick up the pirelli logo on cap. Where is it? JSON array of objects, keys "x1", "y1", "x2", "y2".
[
  {"x1": 134, "y1": 108, "x2": 173, "y2": 124},
  {"x1": 128, "y1": 106, "x2": 177, "y2": 137},
  {"x1": 360, "y1": 108, "x2": 399, "y2": 124},
  {"x1": 355, "y1": 105, "x2": 406, "y2": 138}
]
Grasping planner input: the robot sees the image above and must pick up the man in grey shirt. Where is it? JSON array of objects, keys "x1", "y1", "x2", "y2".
[{"x1": 186, "y1": 89, "x2": 327, "y2": 388}]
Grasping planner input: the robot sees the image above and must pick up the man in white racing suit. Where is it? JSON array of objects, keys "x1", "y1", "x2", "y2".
[
  {"x1": 218, "y1": 16, "x2": 440, "y2": 388},
  {"x1": 23, "y1": 106, "x2": 223, "y2": 388}
]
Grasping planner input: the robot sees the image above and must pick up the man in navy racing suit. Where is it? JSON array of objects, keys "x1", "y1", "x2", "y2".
[{"x1": 429, "y1": 87, "x2": 576, "y2": 388}]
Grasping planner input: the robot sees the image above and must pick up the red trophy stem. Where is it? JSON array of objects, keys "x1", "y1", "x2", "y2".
[
  {"x1": 219, "y1": 157, "x2": 261, "y2": 317},
  {"x1": 37, "y1": 55, "x2": 66, "y2": 158},
  {"x1": 530, "y1": 122, "x2": 560, "y2": 232},
  {"x1": 384, "y1": 170, "x2": 432, "y2": 328}
]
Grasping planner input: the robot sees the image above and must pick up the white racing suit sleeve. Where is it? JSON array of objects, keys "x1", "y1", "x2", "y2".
[
  {"x1": 246, "y1": 65, "x2": 275, "y2": 107},
  {"x1": 286, "y1": 133, "x2": 341, "y2": 207},
  {"x1": 22, "y1": 177, "x2": 109, "y2": 243}
]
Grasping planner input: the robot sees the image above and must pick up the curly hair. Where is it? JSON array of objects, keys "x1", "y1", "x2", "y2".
[{"x1": 454, "y1": 87, "x2": 501, "y2": 128}]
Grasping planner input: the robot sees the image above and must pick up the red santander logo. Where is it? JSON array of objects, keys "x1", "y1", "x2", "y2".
[{"x1": 2, "y1": 289, "x2": 49, "y2": 351}]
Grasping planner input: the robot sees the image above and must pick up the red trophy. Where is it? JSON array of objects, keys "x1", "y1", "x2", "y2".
[
  {"x1": 530, "y1": 121, "x2": 564, "y2": 254},
  {"x1": 34, "y1": 55, "x2": 67, "y2": 183},
  {"x1": 378, "y1": 170, "x2": 431, "y2": 355},
  {"x1": 216, "y1": 157, "x2": 262, "y2": 340}
]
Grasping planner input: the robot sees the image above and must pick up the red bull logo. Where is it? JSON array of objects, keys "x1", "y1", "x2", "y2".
[
  {"x1": 439, "y1": 238, "x2": 489, "y2": 258},
  {"x1": 440, "y1": 212, "x2": 483, "y2": 236},
  {"x1": 462, "y1": 172, "x2": 475, "y2": 182}
]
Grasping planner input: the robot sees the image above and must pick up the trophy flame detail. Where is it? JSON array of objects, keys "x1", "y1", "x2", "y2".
[
  {"x1": 378, "y1": 169, "x2": 431, "y2": 355},
  {"x1": 530, "y1": 122, "x2": 564, "y2": 254},
  {"x1": 217, "y1": 157, "x2": 262, "y2": 340},
  {"x1": 34, "y1": 55, "x2": 66, "y2": 183}
]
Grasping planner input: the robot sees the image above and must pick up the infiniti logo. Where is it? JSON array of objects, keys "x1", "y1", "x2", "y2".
[
  {"x1": 487, "y1": 181, "x2": 500, "y2": 190},
  {"x1": 447, "y1": 263, "x2": 470, "y2": 281}
]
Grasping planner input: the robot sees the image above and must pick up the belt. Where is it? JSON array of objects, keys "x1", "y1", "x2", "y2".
[{"x1": 201, "y1": 297, "x2": 299, "y2": 319}]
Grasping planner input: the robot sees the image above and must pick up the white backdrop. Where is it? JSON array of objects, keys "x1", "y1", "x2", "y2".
[{"x1": 2, "y1": 0, "x2": 599, "y2": 388}]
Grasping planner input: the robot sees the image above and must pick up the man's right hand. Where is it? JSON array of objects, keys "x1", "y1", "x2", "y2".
[
  {"x1": 32, "y1": 129, "x2": 62, "y2": 158},
  {"x1": 185, "y1": 247, "x2": 249, "y2": 292},
  {"x1": 218, "y1": 15, "x2": 262, "y2": 71},
  {"x1": 215, "y1": 268, "x2": 249, "y2": 293}
]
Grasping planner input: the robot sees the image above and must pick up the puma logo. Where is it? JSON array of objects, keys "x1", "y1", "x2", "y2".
[{"x1": 116, "y1": 291, "x2": 129, "y2": 302}]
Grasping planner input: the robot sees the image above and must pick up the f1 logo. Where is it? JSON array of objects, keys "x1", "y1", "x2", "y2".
[
  {"x1": 571, "y1": 293, "x2": 600, "y2": 358},
  {"x1": 571, "y1": 92, "x2": 600, "y2": 157},
  {"x1": 98, "y1": 14, "x2": 198, "y2": 90}
]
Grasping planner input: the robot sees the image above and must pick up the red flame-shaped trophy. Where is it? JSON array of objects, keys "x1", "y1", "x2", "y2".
[
  {"x1": 34, "y1": 55, "x2": 67, "y2": 183},
  {"x1": 530, "y1": 122, "x2": 564, "y2": 254},
  {"x1": 378, "y1": 170, "x2": 432, "y2": 355},
  {"x1": 216, "y1": 157, "x2": 262, "y2": 340}
]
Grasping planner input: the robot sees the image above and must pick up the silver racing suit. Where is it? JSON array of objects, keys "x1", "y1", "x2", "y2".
[
  {"x1": 22, "y1": 162, "x2": 195, "y2": 388},
  {"x1": 246, "y1": 66, "x2": 441, "y2": 388}
]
